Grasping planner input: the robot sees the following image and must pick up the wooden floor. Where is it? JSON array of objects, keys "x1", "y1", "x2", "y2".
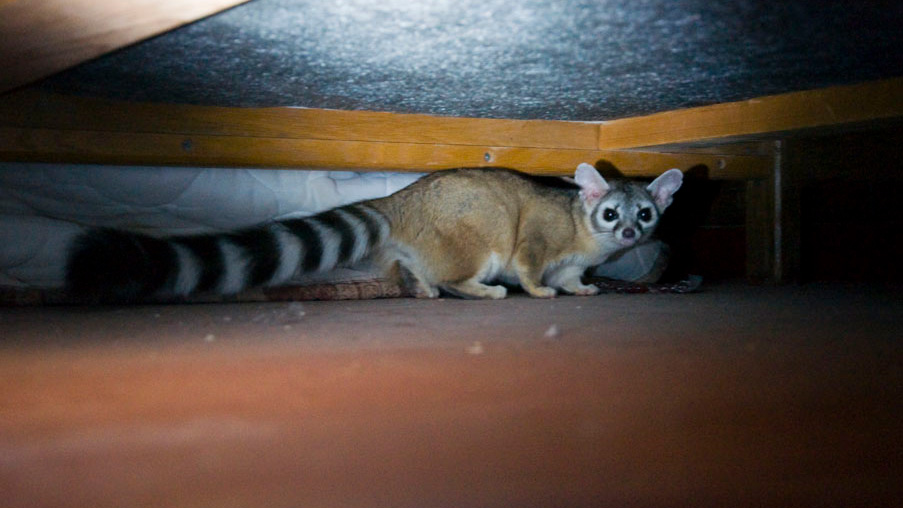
[{"x1": 1, "y1": 282, "x2": 900, "y2": 507}]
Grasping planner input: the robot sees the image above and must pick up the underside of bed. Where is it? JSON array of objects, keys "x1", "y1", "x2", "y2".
[
  {"x1": 2, "y1": 1, "x2": 903, "y2": 286},
  {"x1": 1, "y1": 1, "x2": 901, "y2": 506}
]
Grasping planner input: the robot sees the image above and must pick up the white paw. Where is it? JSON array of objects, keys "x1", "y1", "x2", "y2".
[
  {"x1": 572, "y1": 284, "x2": 600, "y2": 296},
  {"x1": 413, "y1": 285, "x2": 440, "y2": 299},
  {"x1": 528, "y1": 286, "x2": 557, "y2": 299},
  {"x1": 486, "y1": 285, "x2": 507, "y2": 299}
]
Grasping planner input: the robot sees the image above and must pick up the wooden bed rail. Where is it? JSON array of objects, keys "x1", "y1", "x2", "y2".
[
  {"x1": 0, "y1": 89, "x2": 769, "y2": 179},
  {"x1": 598, "y1": 77, "x2": 903, "y2": 149},
  {"x1": 2, "y1": 79, "x2": 901, "y2": 179},
  {"x1": 0, "y1": 89, "x2": 778, "y2": 179}
]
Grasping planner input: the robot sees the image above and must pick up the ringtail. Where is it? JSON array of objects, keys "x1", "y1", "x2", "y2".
[{"x1": 66, "y1": 164, "x2": 682, "y2": 301}]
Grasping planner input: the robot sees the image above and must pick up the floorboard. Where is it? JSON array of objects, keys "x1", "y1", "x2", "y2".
[{"x1": 1, "y1": 282, "x2": 900, "y2": 507}]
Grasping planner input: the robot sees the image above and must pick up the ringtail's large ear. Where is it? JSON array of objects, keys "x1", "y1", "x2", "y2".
[
  {"x1": 575, "y1": 163, "x2": 610, "y2": 206},
  {"x1": 646, "y1": 168, "x2": 683, "y2": 211}
]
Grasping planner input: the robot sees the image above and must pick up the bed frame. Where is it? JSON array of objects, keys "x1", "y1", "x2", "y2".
[{"x1": 2, "y1": 0, "x2": 902, "y2": 285}]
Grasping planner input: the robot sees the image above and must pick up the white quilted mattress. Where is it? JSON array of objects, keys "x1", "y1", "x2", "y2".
[{"x1": 0, "y1": 163, "x2": 423, "y2": 288}]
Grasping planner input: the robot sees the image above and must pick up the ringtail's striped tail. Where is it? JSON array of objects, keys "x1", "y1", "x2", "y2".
[{"x1": 65, "y1": 203, "x2": 389, "y2": 302}]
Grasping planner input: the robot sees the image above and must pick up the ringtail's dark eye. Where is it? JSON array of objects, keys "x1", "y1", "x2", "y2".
[
  {"x1": 603, "y1": 208, "x2": 618, "y2": 221},
  {"x1": 638, "y1": 208, "x2": 653, "y2": 222}
]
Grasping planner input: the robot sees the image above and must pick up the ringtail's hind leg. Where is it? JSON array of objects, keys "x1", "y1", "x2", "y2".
[
  {"x1": 438, "y1": 252, "x2": 507, "y2": 299},
  {"x1": 441, "y1": 279, "x2": 507, "y2": 300},
  {"x1": 379, "y1": 243, "x2": 440, "y2": 299},
  {"x1": 392, "y1": 260, "x2": 439, "y2": 299}
]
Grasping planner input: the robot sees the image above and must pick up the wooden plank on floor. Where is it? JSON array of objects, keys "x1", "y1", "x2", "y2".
[
  {"x1": 0, "y1": 0, "x2": 251, "y2": 94},
  {"x1": 597, "y1": 78, "x2": 903, "y2": 149}
]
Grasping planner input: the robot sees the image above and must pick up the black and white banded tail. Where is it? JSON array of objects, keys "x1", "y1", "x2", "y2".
[{"x1": 65, "y1": 203, "x2": 389, "y2": 302}]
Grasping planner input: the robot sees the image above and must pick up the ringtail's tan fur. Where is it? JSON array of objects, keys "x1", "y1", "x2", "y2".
[
  {"x1": 368, "y1": 164, "x2": 682, "y2": 299},
  {"x1": 66, "y1": 164, "x2": 682, "y2": 301}
]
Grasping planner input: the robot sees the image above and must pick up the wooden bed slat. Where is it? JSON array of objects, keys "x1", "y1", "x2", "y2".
[
  {"x1": 0, "y1": 91, "x2": 771, "y2": 178},
  {"x1": 597, "y1": 78, "x2": 903, "y2": 149},
  {"x1": 5, "y1": 79, "x2": 899, "y2": 177},
  {"x1": 0, "y1": 90, "x2": 600, "y2": 151},
  {"x1": 0, "y1": 0, "x2": 251, "y2": 94},
  {"x1": 0, "y1": 126, "x2": 768, "y2": 179}
]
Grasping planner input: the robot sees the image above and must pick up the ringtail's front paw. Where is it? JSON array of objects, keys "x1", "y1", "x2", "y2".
[
  {"x1": 527, "y1": 286, "x2": 557, "y2": 299},
  {"x1": 571, "y1": 283, "x2": 600, "y2": 296}
]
